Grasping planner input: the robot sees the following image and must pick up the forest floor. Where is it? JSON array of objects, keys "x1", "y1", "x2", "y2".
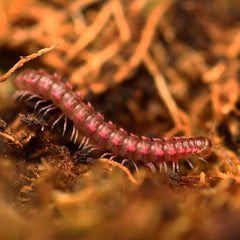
[{"x1": 1, "y1": 0, "x2": 240, "y2": 239}]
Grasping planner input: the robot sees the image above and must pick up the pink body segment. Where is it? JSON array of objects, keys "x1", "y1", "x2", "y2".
[{"x1": 13, "y1": 69, "x2": 212, "y2": 163}]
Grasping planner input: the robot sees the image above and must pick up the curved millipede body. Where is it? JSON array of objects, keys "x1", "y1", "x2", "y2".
[{"x1": 12, "y1": 69, "x2": 212, "y2": 168}]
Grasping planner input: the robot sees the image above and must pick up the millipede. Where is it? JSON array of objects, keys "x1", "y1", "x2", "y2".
[{"x1": 12, "y1": 69, "x2": 212, "y2": 172}]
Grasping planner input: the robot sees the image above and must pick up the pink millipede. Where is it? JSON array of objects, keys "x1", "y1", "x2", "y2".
[{"x1": 12, "y1": 69, "x2": 212, "y2": 171}]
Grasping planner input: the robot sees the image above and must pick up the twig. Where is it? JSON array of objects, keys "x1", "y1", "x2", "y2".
[
  {"x1": 69, "y1": 0, "x2": 101, "y2": 11},
  {"x1": 99, "y1": 158, "x2": 138, "y2": 184},
  {"x1": 66, "y1": 2, "x2": 112, "y2": 61},
  {"x1": 0, "y1": 44, "x2": 58, "y2": 82},
  {"x1": 71, "y1": 41, "x2": 120, "y2": 84},
  {"x1": 130, "y1": 0, "x2": 148, "y2": 12},
  {"x1": 114, "y1": 0, "x2": 174, "y2": 82},
  {"x1": 111, "y1": 0, "x2": 131, "y2": 43},
  {"x1": 0, "y1": 132, "x2": 23, "y2": 149},
  {"x1": 143, "y1": 53, "x2": 191, "y2": 134},
  {"x1": 227, "y1": 30, "x2": 240, "y2": 58}
]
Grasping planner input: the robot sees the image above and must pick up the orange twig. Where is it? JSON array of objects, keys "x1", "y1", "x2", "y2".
[
  {"x1": 69, "y1": 0, "x2": 101, "y2": 11},
  {"x1": 71, "y1": 41, "x2": 120, "y2": 85},
  {"x1": 111, "y1": 0, "x2": 131, "y2": 43},
  {"x1": 143, "y1": 53, "x2": 191, "y2": 135},
  {"x1": 130, "y1": 0, "x2": 148, "y2": 12},
  {"x1": 98, "y1": 158, "x2": 138, "y2": 185},
  {"x1": 227, "y1": 31, "x2": 240, "y2": 58},
  {"x1": 0, "y1": 131, "x2": 23, "y2": 149},
  {"x1": 66, "y1": 2, "x2": 112, "y2": 61},
  {"x1": 0, "y1": 44, "x2": 58, "y2": 82},
  {"x1": 114, "y1": 0, "x2": 174, "y2": 82}
]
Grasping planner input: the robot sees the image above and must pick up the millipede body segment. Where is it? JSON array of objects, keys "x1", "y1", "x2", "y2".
[{"x1": 13, "y1": 69, "x2": 212, "y2": 166}]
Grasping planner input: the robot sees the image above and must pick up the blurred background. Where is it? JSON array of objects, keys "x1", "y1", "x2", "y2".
[{"x1": 1, "y1": 1, "x2": 240, "y2": 239}]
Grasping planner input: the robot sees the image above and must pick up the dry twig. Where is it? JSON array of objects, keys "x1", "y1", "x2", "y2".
[
  {"x1": 98, "y1": 158, "x2": 138, "y2": 185},
  {"x1": 0, "y1": 44, "x2": 58, "y2": 82},
  {"x1": 144, "y1": 53, "x2": 191, "y2": 135}
]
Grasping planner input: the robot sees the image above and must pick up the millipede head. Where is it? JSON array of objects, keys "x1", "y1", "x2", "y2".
[{"x1": 198, "y1": 137, "x2": 212, "y2": 157}]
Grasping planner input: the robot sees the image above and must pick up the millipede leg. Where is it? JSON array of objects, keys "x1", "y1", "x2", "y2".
[
  {"x1": 176, "y1": 161, "x2": 180, "y2": 172},
  {"x1": 34, "y1": 99, "x2": 49, "y2": 111},
  {"x1": 19, "y1": 91, "x2": 31, "y2": 101},
  {"x1": 73, "y1": 128, "x2": 79, "y2": 144},
  {"x1": 51, "y1": 114, "x2": 63, "y2": 130},
  {"x1": 122, "y1": 159, "x2": 139, "y2": 172},
  {"x1": 87, "y1": 145, "x2": 100, "y2": 152},
  {"x1": 39, "y1": 104, "x2": 57, "y2": 117},
  {"x1": 82, "y1": 137, "x2": 89, "y2": 149},
  {"x1": 78, "y1": 136, "x2": 86, "y2": 149},
  {"x1": 101, "y1": 152, "x2": 114, "y2": 159},
  {"x1": 78, "y1": 137, "x2": 99, "y2": 154},
  {"x1": 12, "y1": 90, "x2": 24, "y2": 101},
  {"x1": 121, "y1": 159, "x2": 128, "y2": 165},
  {"x1": 43, "y1": 106, "x2": 58, "y2": 117},
  {"x1": 146, "y1": 162, "x2": 157, "y2": 173},
  {"x1": 14, "y1": 90, "x2": 30, "y2": 101},
  {"x1": 159, "y1": 162, "x2": 168, "y2": 173},
  {"x1": 78, "y1": 136, "x2": 89, "y2": 149},
  {"x1": 70, "y1": 125, "x2": 76, "y2": 142},
  {"x1": 109, "y1": 154, "x2": 117, "y2": 161},
  {"x1": 159, "y1": 162, "x2": 163, "y2": 172},
  {"x1": 163, "y1": 162, "x2": 168, "y2": 172},
  {"x1": 197, "y1": 156, "x2": 208, "y2": 164},
  {"x1": 159, "y1": 162, "x2": 165, "y2": 173},
  {"x1": 62, "y1": 116, "x2": 68, "y2": 137},
  {"x1": 132, "y1": 161, "x2": 139, "y2": 172},
  {"x1": 172, "y1": 162, "x2": 175, "y2": 172},
  {"x1": 25, "y1": 94, "x2": 41, "y2": 103},
  {"x1": 39, "y1": 103, "x2": 55, "y2": 114},
  {"x1": 186, "y1": 159, "x2": 194, "y2": 169}
]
